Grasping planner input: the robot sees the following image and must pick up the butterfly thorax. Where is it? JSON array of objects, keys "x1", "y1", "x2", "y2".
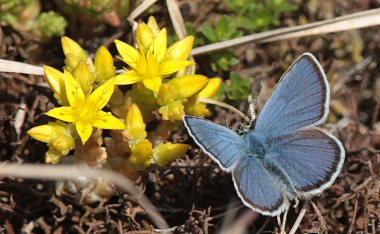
[
  {"x1": 243, "y1": 132, "x2": 266, "y2": 159},
  {"x1": 244, "y1": 131, "x2": 299, "y2": 198}
]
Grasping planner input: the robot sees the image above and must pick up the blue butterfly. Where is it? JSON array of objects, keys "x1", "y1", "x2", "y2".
[{"x1": 183, "y1": 53, "x2": 345, "y2": 216}]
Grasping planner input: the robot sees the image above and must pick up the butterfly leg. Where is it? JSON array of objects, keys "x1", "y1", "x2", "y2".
[
  {"x1": 289, "y1": 201, "x2": 309, "y2": 234},
  {"x1": 279, "y1": 205, "x2": 289, "y2": 234},
  {"x1": 293, "y1": 197, "x2": 299, "y2": 208}
]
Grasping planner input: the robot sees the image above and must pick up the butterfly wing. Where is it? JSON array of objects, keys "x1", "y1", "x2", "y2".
[
  {"x1": 266, "y1": 128, "x2": 345, "y2": 196},
  {"x1": 232, "y1": 156, "x2": 288, "y2": 216},
  {"x1": 183, "y1": 116, "x2": 250, "y2": 171},
  {"x1": 255, "y1": 53, "x2": 330, "y2": 138},
  {"x1": 253, "y1": 53, "x2": 345, "y2": 199}
]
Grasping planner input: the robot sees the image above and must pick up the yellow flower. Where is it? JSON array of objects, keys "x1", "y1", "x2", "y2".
[
  {"x1": 72, "y1": 61, "x2": 95, "y2": 95},
  {"x1": 185, "y1": 77, "x2": 223, "y2": 118},
  {"x1": 61, "y1": 36, "x2": 88, "y2": 60},
  {"x1": 95, "y1": 46, "x2": 116, "y2": 83},
  {"x1": 157, "y1": 75, "x2": 208, "y2": 105},
  {"x1": 27, "y1": 121, "x2": 76, "y2": 163},
  {"x1": 158, "y1": 100, "x2": 185, "y2": 121},
  {"x1": 45, "y1": 71, "x2": 126, "y2": 144},
  {"x1": 61, "y1": 36, "x2": 89, "y2": 71},
  {"x1": 114, "y1": 27, "x2": 194, "y2": 93},
  {"x1": 157, "y1": 75, "x2": 208, "y2": 120},
  {"x1": 44, "y1": 65, "x2": 69, "y2": 105},
  {"x1": 199, "y1": 77, "x2": 223, "y2": 98},
  {"x1": 153, "y1": 142, "x2": 189, "y2": 166},
  {"x1": 27, "y1": 121, "x2": 75, "y2": 153},
  {"x1": 123, "y1": 104, "x2": 147, "y2": 144},
  {"x1": 147, "y1": 16, "x2": 160, "y2": 35},
  {"x1": 166, "y1": 36, "x2": 194, "y2": 61},
  {"x1": 128, "y1": 139, "x2": 153, "y2": 171},
  {"x1": 184, "y1": 96, "x2": 211, "y2": 118}
]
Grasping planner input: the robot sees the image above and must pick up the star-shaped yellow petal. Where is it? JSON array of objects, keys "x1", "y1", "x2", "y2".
[
  {"x1": 46, "y1": 106, "x2": 76, "y2": 122},
  {"x1": 93, "y1": 111, "x2": 126, "y2": 129},
  {"x1": 143, "y1": 77, "x2": 162, "y2": 93},
  {"x1": 115, "y1": 39, "x2": 139, "y2": 69},
  {"x1": 114, "y1": 18, "x2": 195, "y2": 93},
  {"x1": 159, "y1": 60, "x2": 195, "y2": 75},
  {"x1": 76, "y1": 121, "x2": 93, "y2": 144},
  {"x1": 114, "y1": 70, "x2": 144, "y2": 85},
  {"x1": 63, "y1": 70, "x2": 85, "y2": 107},
  {"x1": 46, "y1": 73, "x2": 125, "y2": 144}
]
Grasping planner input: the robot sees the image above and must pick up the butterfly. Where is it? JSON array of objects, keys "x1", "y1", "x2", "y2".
[{"x1": 183, "y1": 53, "x2": 345, "y2": 216}]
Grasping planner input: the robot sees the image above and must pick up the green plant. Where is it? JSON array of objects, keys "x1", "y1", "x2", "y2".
[
  {"x1": 33, "y1": 11, "x2": 68, "y2": 41},
  {"x1": 224, "y1": 0, "x2": 298, "y2": 31},
  {"x1": 217, "y1": 71, "x2": 253, "y2": 101},
  {"x1": 0, "y1": 0, "x2": 67, "y2": 41},
  {"x1": 199, "y1": 15, "x2": 243, "y2": 71},
  {"x1": 64, "y1": 0, "x2": 114, "y2": 16}
]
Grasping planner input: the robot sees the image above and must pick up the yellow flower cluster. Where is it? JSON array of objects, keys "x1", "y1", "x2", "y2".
[
  {"x1": 123, "y1": 104, "x2": 189, "y2": 171},
  {"x1": 113, "y1": 16, "x2": 222, "y2": 121},
  {"x1": 27, "y1": 16, "x2": 222, "y2": 172},
  {"x1": 28, "y1": 37, "x2": 124, "y2": 163}
]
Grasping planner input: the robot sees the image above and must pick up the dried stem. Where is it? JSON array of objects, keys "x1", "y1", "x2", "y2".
[{"x1": 0, "y1": 163, "x2": 169, "y2": 231}]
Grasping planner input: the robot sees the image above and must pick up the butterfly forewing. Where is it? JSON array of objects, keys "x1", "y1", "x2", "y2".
[
  {"x1": 183, "y1": 116, "x2": 249, "y2": 171},
  {"x1": 255, "y1": 53, "x2": 330, "y2": 138}
]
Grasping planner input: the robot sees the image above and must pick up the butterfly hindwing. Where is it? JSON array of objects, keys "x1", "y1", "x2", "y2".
[
  {"x1": 266, "y1": 128, "x2": 345, "y2": 196},
  {"x1": 183, "y1": 116, "x2": 249, "y2": 171},
  {"x1": 232, "y1": 156, "x2": 288, "y2": 216},
  {"x1": 255, "y1": 53, "x2": 330, "y2": 138}
]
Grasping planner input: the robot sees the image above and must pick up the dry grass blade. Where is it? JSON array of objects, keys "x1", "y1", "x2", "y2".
[
  {"x1": 0, "y1": 59, "x2": 44, "y2": 75},
  {"x1": 198, "y1": 97, "x2": 250, "y2": 122},
  {"x1": 127, "y1": 0, "x2": 158, "y2": 22},
  {"x1": 0, "y1": 163, "x2": 170, "y2": 231},
  {"x1": 191, "y1": 8, "x2": 380, "y2": 55},
  {"x1": 289, "y1": 201, "x2": 309, "y2": 234},
  {"x1": 311, "y1": 201, "x2": 328, "y2": 233},
  {"x1": 166, "y1": 0, "x2": 187, "y2": 39},
  {"x1": 4, "y1": 9, "x2": 380, "y2": 76},
  {"x1": 222, "y1": 209, "x2": 260, "y2": 234}
]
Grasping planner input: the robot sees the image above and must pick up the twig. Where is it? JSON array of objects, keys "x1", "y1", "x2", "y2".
[
  {"x1": 0, "y1": 59, "x2": 44, "y2": 75},
  {"x1": 13, "y1": 100, "x2": 27, "y2": 139},
  {"x1": 256, "y1": 216, "x2": 270, "y2": 234},
  {"x1": 223, "y1": 209, "x2": 260, "y2": 234},
  {"x1": 166, "y1": 0, "x2": 187, "y2": 39},
  {"x1": 3, "y1": 9, "x2": 380, "y2": 76},
  {"x1": 347, "y1": 195, "x2": 359, "y2": 234},
  {"x1": 289, "y1": 201, "x2": 309, "y2": 234},
  {"x1": 205, "y1": 203, "x2": 244, "y2": 222},
  {"x1": 310, "y1": 201, "x2": 328, "y2": 233},
  {"x1": 281, "y1": 207, "x2": 289, "y2": 234},
  {"x1": 191, "y1": 8, "x2": 380, "y2": 55},
  {"x1": 277, "y1": 215, "x2": 282, "y2": 232},
  {"x1": 338, "y1": 176, "x2": 373, "y2": 201},
  {"x1": 0, "y1": 163, "x2": 169, "y2": 231},
  {"x1": 198, "y1": 97, "x2": 250, "y2": 123},
  {"x1": 127, "y1": 0, "x2": 158, "y2": 22}
]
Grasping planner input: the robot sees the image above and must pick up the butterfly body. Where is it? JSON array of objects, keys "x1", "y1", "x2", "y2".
[{"x1": 183, "y1": 53, "x2": 345, "y2": 216}]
